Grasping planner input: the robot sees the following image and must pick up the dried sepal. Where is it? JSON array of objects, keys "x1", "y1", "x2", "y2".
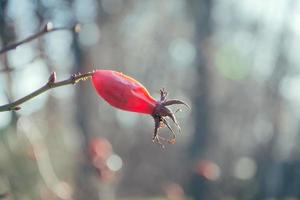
[
  {"x1": 162, "y1": 99, "x2": 190, "y2": 109},
  {"x1": 151, "y1": 89, "x2": 190, "y2": 148}
]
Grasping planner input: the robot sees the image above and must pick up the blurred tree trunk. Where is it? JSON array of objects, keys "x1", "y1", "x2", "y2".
[
  {"x1": 187, "y1": 0, "x2": 215, "y2": 199},
  {"x1": 0, "y1": 0, "x2": 15, "y2": 112},
  {"x1": 0, "y1": 2, "x2": 21, "y2": 199},
  {"x1": 73, "y1": 34, "x2": 99, "y2": 200},
  {"x1": 189, "y1": 0, "x2": 213, "y2": 158},
  {"x1": 255, "y1": 6, "x2": 292, "y2": 198}
]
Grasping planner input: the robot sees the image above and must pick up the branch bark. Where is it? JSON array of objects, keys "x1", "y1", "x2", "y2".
[
  {"x1": 0, "y1": 22, "x2": 80, "y2": 55},
  {"x1": 0, "y1": 71, "x2": 93, "y2": 112}
]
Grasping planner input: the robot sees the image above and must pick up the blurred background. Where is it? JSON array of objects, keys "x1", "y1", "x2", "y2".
[{"x1": 0, "y1": 0, "x2": 300, "y2": 199}]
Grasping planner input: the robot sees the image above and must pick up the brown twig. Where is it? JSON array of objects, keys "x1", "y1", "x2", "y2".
[
  {"x1": 0, "y1": 71, "x2": 94, "y2": 112},
  {"x1": 0, "y1": 22, "x2": 81, "y2": 55}
]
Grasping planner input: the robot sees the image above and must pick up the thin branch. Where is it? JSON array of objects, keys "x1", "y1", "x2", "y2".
[
  {"x1": 0, "y1": 22, "x2": 81, "y2": 55},
  {"x1": 0, "y1": 71, "x2": 94, "y2": 112}
]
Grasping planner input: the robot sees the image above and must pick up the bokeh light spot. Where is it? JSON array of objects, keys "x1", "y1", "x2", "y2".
[
  {"x1": 74, "y1": 0, "x2": 98, "y2": 23},
  {"x1": 169, "y1": 38, "x2": 196, "y2": 68},
  {"x1": 215, "y1": 45, "x2": 250, "y2": 80},
  {"x1": 7, "y1": 44, "x2": 36, "y2": 69},
  {"x1": 53, "y1": 181, "x2": 73, "y2": 200},
  {"x1": 280, "y1": 76, "x2": 300, "y2": 106},
  {"x1": 106, "y1": 154, "x2": 123, "y2": 172},
  {"x1": 78, "y1": 23, "x2": 101, "y2": 46},
  {"x1": 195, "y1": 160, "x2": 221, "y2": 181},
  {"x1": 116, "y1": 110, "x2": 138, "y2": 128},
  {"x1": 234, "y1": 157, "x2": 257, "y2": 180},
  {"x1": 12, "y1": 59, "x2": 49, "y2": 115}
]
